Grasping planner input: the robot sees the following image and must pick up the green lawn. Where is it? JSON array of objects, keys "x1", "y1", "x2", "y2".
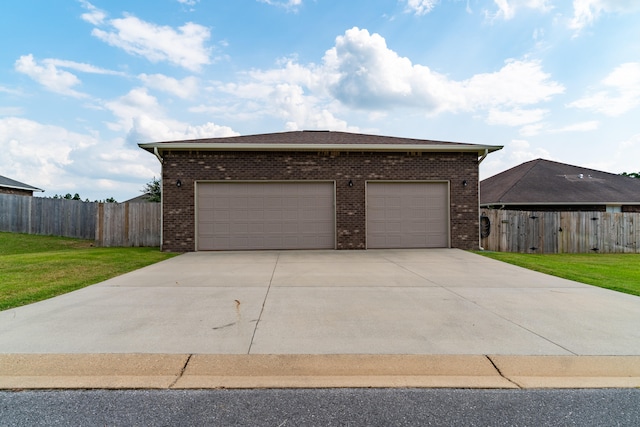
[
  {"x1": 0, "y1": 232, "x2": 178, "y2": 311},
  {"x1": 475, "y1": 251, "x2": 640, "y2": 297}
]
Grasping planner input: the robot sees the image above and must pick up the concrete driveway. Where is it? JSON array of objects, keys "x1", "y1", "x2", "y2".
[{"x1": 1, "y1": 249, "x2": 639, "y2": 356}]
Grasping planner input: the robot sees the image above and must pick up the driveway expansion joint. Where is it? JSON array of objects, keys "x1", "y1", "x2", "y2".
[
  {"x1": 485, "y1": 355, "x2": 522, "y2": 389},
  {"x1": 168, "y1": 354, "x2": 193, "y2": 389},
  {"x1": 248, "y1": 253, "x2": 279, "y2": 354}
]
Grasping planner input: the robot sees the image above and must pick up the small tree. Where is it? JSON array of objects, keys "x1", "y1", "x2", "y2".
[
  {"x1": 621, "y1": 172, "x2": 640, "y2": 179},
  {"x1": 142, "y1": 177, "x2": 161, "y2": 202}
]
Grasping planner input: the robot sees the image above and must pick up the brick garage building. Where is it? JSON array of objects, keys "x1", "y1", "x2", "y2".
[{"x1": 140, "y1": 131, "x2": 501, "y2": 252}]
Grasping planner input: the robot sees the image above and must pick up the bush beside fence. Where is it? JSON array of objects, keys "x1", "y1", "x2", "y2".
[
  {"x1": 481, "y1": 209, "x2": 640, "y2": 253},
  {"x1": 0, "y1": 194, "x2": 160, "y2": 247}
]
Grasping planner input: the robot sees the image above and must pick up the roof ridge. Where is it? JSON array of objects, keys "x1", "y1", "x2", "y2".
[
  {"x1": 495, "y1": 158, "x2": 541, "y2": 201},
  {"x1": 539, "y1": 158, "x2": 629, "y2": 178}
]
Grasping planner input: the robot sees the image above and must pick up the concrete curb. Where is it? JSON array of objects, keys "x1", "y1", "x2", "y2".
[{"x1": 1, "y1": 354, "x2": 639, "y2": 390}]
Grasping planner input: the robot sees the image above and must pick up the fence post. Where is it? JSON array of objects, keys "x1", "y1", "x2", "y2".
[{"x1": 96, "y1": 203, "x2": 104, "y2": 246}]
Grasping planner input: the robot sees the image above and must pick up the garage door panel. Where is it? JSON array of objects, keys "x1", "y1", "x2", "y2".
[
  {"x1": 198, "y1": 182, "x2": 335, "y2": 250},
  {"x1": 199, "y1": 223, "x2": 215, "y2": 234},
  {"x1": 367, "y1": 183, "x2": 449, "y2": 249}
]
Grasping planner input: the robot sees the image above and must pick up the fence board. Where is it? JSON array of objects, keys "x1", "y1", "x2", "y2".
[
  {"x1": 0, "y1": 194, "x2": 160, "y2": 247},
  {"x1": 481, "y1": 209, "x2": 640, "y2": 253},
  {"x1": 94, "y1": 202, "x2": 161, "y2": 247}
]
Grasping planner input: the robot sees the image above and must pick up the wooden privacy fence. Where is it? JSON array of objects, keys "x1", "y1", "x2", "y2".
[
  {"x1": 96, "y1": 202, "x2": 160, "y2": 247},
  {"x1": 481, "y1": 209, "x2": 640, "y2": 253},
  {"x1": 0, "y1": 194, "x2": 160, "y2": 247}
]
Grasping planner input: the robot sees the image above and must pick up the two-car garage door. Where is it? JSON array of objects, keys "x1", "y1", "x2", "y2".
[
  {"x1": 196, "y1": 181, "x2": 449, "y2": 250},
  {"x1": 197, "y1": 182, "x2": 335, "y2": 250}
]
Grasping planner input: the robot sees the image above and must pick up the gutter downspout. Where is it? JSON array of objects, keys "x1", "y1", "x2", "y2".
[
  {"x1": 478, "y1": 148, "x2": 489, "y2": 164},
  {"x1": 478, "y1": 149, "x2": 488, "y2": 250},
  {"x1": 152, "y1": 147, "x2": 164, "y2": 251},
  {"x1": 153, "y1": 147, "x2": 163, "y2": 163}
]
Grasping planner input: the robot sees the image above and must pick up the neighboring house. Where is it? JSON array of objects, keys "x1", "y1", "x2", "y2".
[
  {"x1": 140, "y1": 130, "x2": 502, "y2": 252},
  {"x1": 0, "y1": 174, "x2": 43, "y2": 196},
  {"x1": 480, "y1": 159, "x2": 640, "y2": 213},
  {"x1": 123, "y1": 194, "x2": 155, "y2": 203}
]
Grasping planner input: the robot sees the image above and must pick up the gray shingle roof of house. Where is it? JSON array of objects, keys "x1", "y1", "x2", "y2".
[
  {"x1": 480, "y1": 159, "x2": 640, "y2": 206},
  {"x1": 139, "y1": 130, "x2": 502, "y2": 155},
  {"x1": 0, "y1": 175, "x2": 43, "y2": 192}
]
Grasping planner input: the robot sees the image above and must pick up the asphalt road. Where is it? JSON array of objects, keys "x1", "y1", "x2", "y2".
[{"x1": 1, "y1": 389, "x2": 639, "y2": 426}]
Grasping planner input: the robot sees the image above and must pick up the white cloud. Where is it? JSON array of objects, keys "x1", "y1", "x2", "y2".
[
  {"x1": 213, "y1": 77, "x2": 357, "y2": 131},
  {"x1": 405, "y1": 0, "x2": 439, "y2": 15},
  {"x1": 585, "y1": 133, "x2": 640, "y2": 175},
  {"x1": 487, "y1": 0, "x2": 553, "y2": 21},
  {"x1": 519, "y1": 123, "x2": 545, "y2": 137},
  {"x1": 258, "y1": 0, "x2": 302, "y2": 11},
  {"x1": 0, "y1": 107, "x2": 24, "y2": 116},
  {"x1": 44, "y1": 58, "x2": 125, "y2": 76},
  {"x1": 0, "y1": 117, "x2": 97, "y2": 192},
  {"x1": 486, "y1": 108, "x2": 548, "y2": 126},
  {"x1": 548, "y1": 120, "x2": 600, "y2": 133},
  {"x1": 323, "y1": 28, "x2": 563, "y2": 115},
  {"x1": 570, "y1": 0, "x2": 640, "y2": 32},
  {"x1": 0, "y1": 85, "x2": 22, "y2": 96},
  {"x1": 0, "y1": 94, "x2": 236, "y2": 200},
  {"x1": 267, "y1": 83, "x2": 356, "y2": 131},
  {"x1": 105, "y1": 88, "x2": 238, "y2": 143},
  {"x1": 616, "y1": 133, "x2": 640, "y2": 173},
  {"x1": 568, "y1": 62, "x2": 640, "y2": 116},
  {"x1": 481, "y1": 138, "x2": 553, "y2": 179},
  {"x1": 139, "y1": 74, "x2": 199, "y2": 99},
  {"x1": 508, "y1": 139, "x2": 552, "y2": 163},
  {"x1": 91, "y1": 15, "x2": 212, "y2": 72},
  {"x1": 177, "y1": 0, "x2": 199, "y2": 5},
  {"x1": 15, "y1": 54, "x2": 88, "y2": 98},
  {"x1": 79, "y1": 0, "x2": 106, "y2": 25},
  {"x1": 202, "y1": 27, "x2": 562, "y2": 131},
  {"x1": 460, "y1": 59, "x2": 564, "y2": 109}
]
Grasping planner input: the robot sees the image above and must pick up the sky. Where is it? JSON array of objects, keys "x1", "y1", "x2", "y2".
[{"x1": 1, "y1": 0, "x2": 639, "y2": 202}]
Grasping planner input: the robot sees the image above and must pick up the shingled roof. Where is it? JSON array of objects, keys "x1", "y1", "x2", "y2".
[
  {"x1": 0, "y1": 174, "x2": 43, "y2": 192},
  {"x1": 480, "y1": 159, "x2": 640, "y2": 206},
  {"x1": 139, "y1": 130, "x2": 502, "y2": 156}
]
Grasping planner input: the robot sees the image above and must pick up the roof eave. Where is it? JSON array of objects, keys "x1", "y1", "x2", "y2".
[
  {"x1": 139, "y1": 142, "x2": 503, "y2": 155},
  {"x1": 0, "y1": 184, "x2": 44, "y2": 192}
]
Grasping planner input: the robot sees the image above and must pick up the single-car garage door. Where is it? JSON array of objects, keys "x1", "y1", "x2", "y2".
[
  {"x1": 197, "y1": 182, "x2": 335, "y2": 250},
  {"x1": 367, "y1": 182, "x2": 449, "y2": 249}
]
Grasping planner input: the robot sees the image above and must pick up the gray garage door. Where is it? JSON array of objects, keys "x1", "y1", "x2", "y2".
[
  {"x1": 197, "y1": 182, "x2": 335, "y2": 250},
  {"x1": 367, "y1": 182, "x2": 449, "y2": 249}
]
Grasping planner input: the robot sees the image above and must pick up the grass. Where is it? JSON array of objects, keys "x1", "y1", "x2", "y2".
[
  {"x1": 475, "y1": 251, "x2": 640, "y2": 297},
  {"x1": 0, "y1": 232, "x2": 178, "y2": 311}
]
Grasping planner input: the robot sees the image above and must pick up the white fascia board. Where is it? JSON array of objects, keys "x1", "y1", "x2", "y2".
[
  {"x1": 139, "y1": 142, "x2": 503, "y2": 154},
  {"x1": 0, "y1": 184, "x2": 44, "y2": 192}
]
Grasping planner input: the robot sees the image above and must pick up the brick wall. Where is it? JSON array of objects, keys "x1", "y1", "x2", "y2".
[
  {"x1": 0, "y1": 187, "x2": 33, "y2": 196},
  {"x1": 622, "y1": 205, "x2": 640, "y2": 213},
  {"x1": 162, "y1": 150, "x2": 480, "y2": 251}
]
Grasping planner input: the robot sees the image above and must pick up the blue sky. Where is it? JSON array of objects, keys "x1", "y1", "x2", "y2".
[{"x1": 1, "y1": 0, "x2": 639, "y2": 201}]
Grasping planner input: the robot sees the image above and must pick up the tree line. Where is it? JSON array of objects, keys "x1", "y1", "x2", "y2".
[{"x1": 46, "y1": 177, "x2": 161, "y2": 204}]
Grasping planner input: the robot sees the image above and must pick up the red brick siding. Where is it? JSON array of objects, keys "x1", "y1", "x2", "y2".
[{"x1": 162, "y1": 150, "x2": 479, "y2": 251}]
